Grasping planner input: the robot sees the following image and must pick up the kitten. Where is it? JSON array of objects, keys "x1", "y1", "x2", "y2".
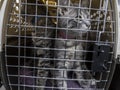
[
  {"x1": 21, "y1": 0, "x2": 55, "y2": 90},
  {"x1": 32, "y1": 17, "x2": 55, "y2": 90},
  {"x1": 54, "y1": 0, "x2": 96, "y2": 89}
]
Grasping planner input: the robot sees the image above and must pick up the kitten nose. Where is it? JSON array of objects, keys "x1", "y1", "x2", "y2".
[
  {"x1": 87, "y1": 23, "x2": 91, "y2": 28},
  {"x1": 84, "y1": 20, "x2": 91, "y2": 28}
]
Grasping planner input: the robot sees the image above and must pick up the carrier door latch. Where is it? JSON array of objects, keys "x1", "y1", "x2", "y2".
[
  {"x1": 116, "y1": 55, "x2": 120, "y2": 64},
  {"x1": 92, "y1": 44, "x2": 111, "y2": 72}
]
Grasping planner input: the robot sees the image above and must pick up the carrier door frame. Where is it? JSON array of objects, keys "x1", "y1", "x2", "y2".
[
  {"x1": 115, "y1": 0, "x2": 120, "y2": 59},
  {"x1": 0, "y1": 0, "x2": 13, "y2": 90},
  {"x1": 106, "y1": 0, "x2": 119, "y2": 90}
]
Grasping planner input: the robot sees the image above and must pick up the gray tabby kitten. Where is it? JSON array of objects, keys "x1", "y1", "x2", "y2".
[
  {"x1": 21, "y1": 0, "x2": 54, "y2": 89},
  {"x1": 32, "y1": 17, "x2": 55, "y2": 90},
  {"x1": 55, "y1": 0, "x2": 95, "y2": 89}
]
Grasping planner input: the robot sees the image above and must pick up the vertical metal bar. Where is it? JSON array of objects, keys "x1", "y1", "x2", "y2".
[
  {"x1": 34, "y1": 0, "x2": 38, "y2": 89},
  {"x1": 102, "y1": 0, "x2": 109, "y2": 33},
  {"x1": 18, "y1": 0, "x2": 21, "y2": 89},
  {"x1": 97, "y1": 0, "x2": 103, "y2": 43},
  {"x1": 24, "y1": 0, "x2": 27, "y2": 90}
]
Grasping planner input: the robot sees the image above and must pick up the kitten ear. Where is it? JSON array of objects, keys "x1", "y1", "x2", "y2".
[
  {"x1": 58, "y1": 0, "x2": 70, "y2": 6},
  {"x1": 81, "y1": 0, "x2": 90, "y2": 7},
  {"x1": 57, "y1": 0, "x2": 70, "y2": 15}
]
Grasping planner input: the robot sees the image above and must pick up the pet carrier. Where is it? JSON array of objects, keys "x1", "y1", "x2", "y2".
[{"x1": 0, "y1": 0, "x2": 118, "y2": 90}]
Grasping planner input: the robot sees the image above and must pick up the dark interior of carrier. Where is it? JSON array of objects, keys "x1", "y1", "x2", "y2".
[{"x1": 2, "y1": 0, "x2": 115, "y2": 90}]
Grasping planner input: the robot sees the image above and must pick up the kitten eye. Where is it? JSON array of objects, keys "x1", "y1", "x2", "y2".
[
  {"x1": 79, "y1": 15, "x2": 82, "y2": 18},
  {"x1": 68, "y1": 20, "x2": 77, "y2": 28}
]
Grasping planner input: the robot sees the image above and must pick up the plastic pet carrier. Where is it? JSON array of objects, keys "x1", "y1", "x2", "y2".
[{"x1": 0, "y1": 0, "x2": 119, "y2": 90}]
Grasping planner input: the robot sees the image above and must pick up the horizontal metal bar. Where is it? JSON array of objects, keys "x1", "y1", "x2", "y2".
[{"x1": 6, "y1": 65, "x2": 111, "y2": 73}]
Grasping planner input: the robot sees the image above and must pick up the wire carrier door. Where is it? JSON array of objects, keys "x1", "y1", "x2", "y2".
[{"x1": 0, "y1": 0, "x2": 118, "y2": 90}]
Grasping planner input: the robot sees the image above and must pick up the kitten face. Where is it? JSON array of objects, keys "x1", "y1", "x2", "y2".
[
  {"x1": 57, "y1": 0, "x2": 90, "y2": 36},
  {"x1": 58, "y1": 6, "x2": 90, "y2": 35}
]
